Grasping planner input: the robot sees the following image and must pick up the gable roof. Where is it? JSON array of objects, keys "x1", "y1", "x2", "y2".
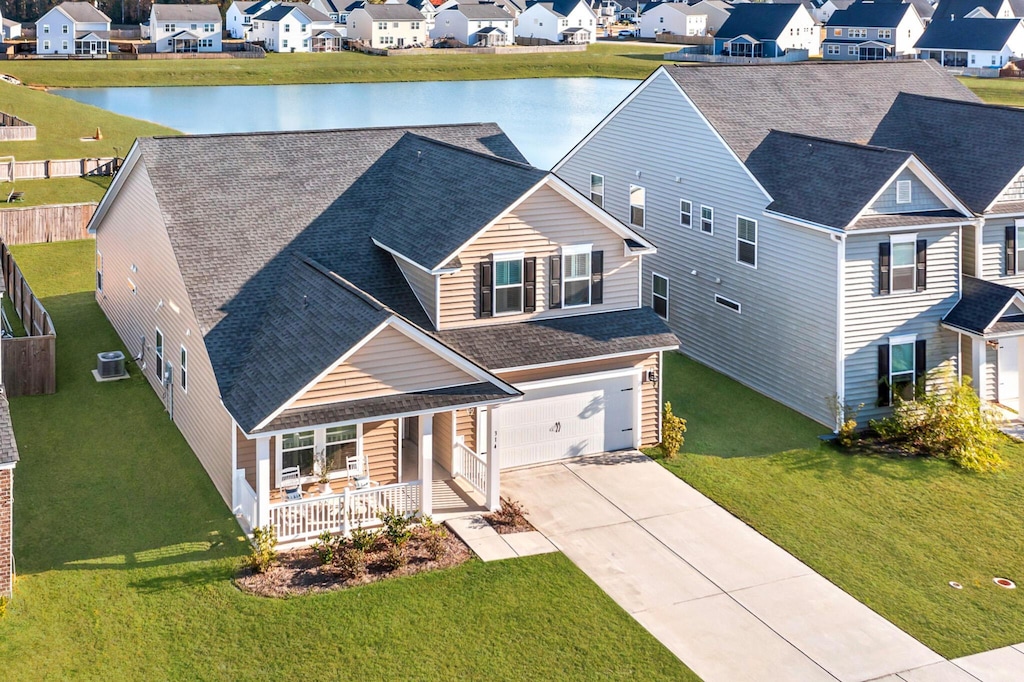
[
  {"x1": 254, "y1": 2, "x2": 332, "y2": 21},
  {"x1": 870, "y1": 0, "x2": 934, "y2": 19},
  {"x1": 664, "y1": 61, "x2": 980, "y2": 161},
  {"x1": 870, "y1": 92, "x2": 1024, "y2": 212},
  {"x1": 51, "y1": 1, "x2": 111, "y2": 23},
  {"x1": 152, "y1": 4, "x2": 223, "y2": 22},
  {"x1": 943, "y1": 276, "x2": 1024, "y2": 335},
  {"x1": 357, "y1": 3, "x2": 428, "y2": 19},
  {"x1": 932, "y1": 0, "x2": 1005, "y2": 18},
  {"x1": 449, "y1": 2, "x2": 514, "y2": 17},
  {"x1": 915, "y1": 16, "x2": 1022, "y2": 50},
  {"x1": 243, "y1": 0, "x2": 277, "y2": 14},
  {"x1": 715, "y1": 3, "x2": 804, "y2": 41},
  {"x1": 525, "y1": 0, "x2": 589, "y2": 16},
  {"x1": 826, "y1": 1, "x2": 913, "y2": 26}
]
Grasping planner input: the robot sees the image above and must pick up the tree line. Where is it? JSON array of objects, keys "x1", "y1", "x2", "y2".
[{"x1": 1, "y1": 0, "x2": 230, "y2": 26}]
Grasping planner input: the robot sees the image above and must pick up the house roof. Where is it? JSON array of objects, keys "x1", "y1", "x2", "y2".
[
  {"x1": 436, "y1": 307, "x2": 679, "y2": 371},
  {"x1": 243, "y1": 0, "x2": 277, "y2": 15},
  {"x1": 526, "y1": 0, "x2": 589, "y2": 17},
  {"x1": 0, "y1": 394, "x2": 19, "y2": 467},
  {"x1": 943, "y1": 276, "x2": 1024, "y2": 335},
  {"x1": 314, "y1": 27, "x2": 342, "y2": 36},
  {"x1": 915, "y1": 16, "x2": 1021, "y2": 51},
  {"x1": 357, "y1": 3, "x2": 428, "y2": 19},
  {"x1": 75, "y1": 29, "x2": 110, "y2": 38},
  {"x1": 664, "y1": 61, "x2": 979, "y2": 161},
  {"x1": 476, "y1": 25, "x2": 507, "y2": 31},
  {"x1": 932, "y1": 0, "x2": 1005, "y2": 19},
  {"x1": 825, "y1": 2, "x2": 913, "y2": 27},
  {"x1": 152, "y1": 4, "x2": 223, "y2": 22},
  {"x1": 745, "y1": 130, "x2": 917, "y2": 229},
  {"x1": 3, "y1": 18, "x2": 22, "y2": 28},
  {"x1": 869, "y1": 0, "x2": 933, "y2": 19},
  {"x1": 1011, "y1": 0, "x2": 1024, "y2": 16},
  {"x1": 255, "y1": 2, "x2": 332, "y2": 21},
  {"x1": 715, "y1": 4, "x2": 803, "y2": 41},
  {"x1": 168, "y1": 30, "x2": 203, "y2": 39},
  {"x1": 450, "y1": 2, "x2": 514, "y2": 17},
  {"x1": 54, "y1": 1, "x2": 111, "y2": 23},
  {"x1": 870, "y1": 92, "x2": 1024, "y2": 212}
]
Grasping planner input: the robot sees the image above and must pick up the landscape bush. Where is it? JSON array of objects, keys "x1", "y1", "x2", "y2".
[
  {"x1": 248, "y1": 525, "x2": 278, "y2": 574},
  {"x1": 660, "y1": 401, "x2": 687, "y2": 458}
]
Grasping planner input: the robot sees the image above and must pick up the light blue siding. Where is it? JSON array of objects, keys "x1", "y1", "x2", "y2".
[
  {"x1": 980, "y1": 214, "x2": 1024, "y2": 286},
  {"x1": 865, "y1": 169, "x2": 947, "y2": 215}
]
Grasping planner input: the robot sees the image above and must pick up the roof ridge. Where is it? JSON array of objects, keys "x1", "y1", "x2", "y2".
[
  {"x1": 404, "y1": 132, "x2": 541, "y2": 172},
  {"x1": 298, "y1": 255, "x2": 390, "y2": 313},
  {"x1": 896, "y1": 90, "x2": 1024, "y2": 115},
  {"x1": 145, "y1": 122, "x2": 504, "y2": 143},
  {"x1": 767, "y1": 129, "x2": 913, "y2": 156}
]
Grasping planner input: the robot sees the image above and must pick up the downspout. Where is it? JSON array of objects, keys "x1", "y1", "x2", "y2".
[{"x1": 834, "y1": 231, "x2": 846, "y2": 430}]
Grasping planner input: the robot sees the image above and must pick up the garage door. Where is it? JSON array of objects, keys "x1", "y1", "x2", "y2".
[{"x1": 498, "y1": 373, "x2": 637, "y2": 469}]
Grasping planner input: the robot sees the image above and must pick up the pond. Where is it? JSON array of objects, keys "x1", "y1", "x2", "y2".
[{"x1": 55, "y1": 78, "x2": 638, "y2": 169}]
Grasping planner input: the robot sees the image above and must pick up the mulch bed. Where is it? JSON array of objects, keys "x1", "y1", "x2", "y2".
[
  {"x1": 235, "y1": 533, "x2": 471, "y2": 598},
  {"x1": 483, "y1": 499, "x2": 536, "y2": 535}
]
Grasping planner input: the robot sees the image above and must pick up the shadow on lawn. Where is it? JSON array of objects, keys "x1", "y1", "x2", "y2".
[{"x1": 775, "y1": 444, "x2": 956, "y2": 483}]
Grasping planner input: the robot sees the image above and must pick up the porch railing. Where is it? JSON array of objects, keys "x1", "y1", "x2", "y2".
[
  {"x1": 268, "y1": 480, "x2": 422, "y2": 543},
  {"x1": 452, "y1": 441, "x2": 487, "y2": 497},
  {"x1": 233, "y1": 470, "x2": 258, "y2": 534}
]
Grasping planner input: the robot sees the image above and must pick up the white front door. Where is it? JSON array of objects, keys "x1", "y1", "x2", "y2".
[
  {"x1": 497, "y1": 373, "x2": 637, "y2": 469},
  {"x1": 999, "y1": 337, "x2": 1019, "y2": 411}
]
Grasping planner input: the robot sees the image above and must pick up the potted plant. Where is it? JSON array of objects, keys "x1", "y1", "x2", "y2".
[{"x1": 314, "y1": 449, "x2": 332, "y2": 494}]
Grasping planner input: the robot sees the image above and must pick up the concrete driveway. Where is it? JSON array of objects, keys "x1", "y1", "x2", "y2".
[{"x1": 502, "y1": 452, "x2": 946, "y2": 682}]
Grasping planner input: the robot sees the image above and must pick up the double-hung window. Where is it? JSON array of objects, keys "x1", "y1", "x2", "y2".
[
  {"x1": 281, "y1": 431, "x2": 315, "y2": 476},
  {"x1": 562, "y1": 245, "x2": 592, "y2": 308},
  {"x1": 494, "y1": 254, "x2": 523, "y2": 315},
  {"x1": 325, "y1": 425, "x2": 357, "y2": 471},
  {"x1": 890, "y1": 234, "x2": 917, "y2": 293},
  {"x1": 652, "y1": 273, "x2": 669, "y2": 319},
  {"x1": 736, "y1": 216, "x2": 757, "y2": 267},
  {"x1": 180, "y1": 346, "x2": 188, "y2": 392},
  {"x1": 849, "y1": 28, "x2": 866, "y2": 38},
  {"x1": 281, "y1": 426, "x2": 359, "y2": 480},
  {"x1": 889, "y1": 335, "x2": 916, "y2": 402},
  {"x1": 590, "y1": 173, "x2": 604, "y2": 208},
  {"x1": 1015, "y1": 222, "x2": 1024, "y2": 272},
  {"x1": 878, "y1": 28, "x2": 891, "y2": 39},
  {"x1": 96, "y1": 251, "x2": 103, "y2": 291},
  {"x1": 154, "y1": 329, "x2": 164, "y2": 380},
  {"x1": 62, "y1": 24, "x2": 69, "y2": 34},
  {"x1": 679, "y1": 199, "x2": 692, "y2": 227},
  {"x1": 629, "y1": 184, "x2": 645, "y2": 228},
  {"x1": 700, "y1": 205, "x2": 713, "y2": 234}
]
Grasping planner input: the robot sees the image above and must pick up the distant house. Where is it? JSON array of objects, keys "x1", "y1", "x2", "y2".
[
  {"x1": 406, "y1": 0, "x2": 441, "y2": 30},
  {"x1": 768, "y1": 0, "x2": 855, "y2": 24},
  {"x1": 35, "y1": 2, "x2": 111, "y2": 56},
  {"x1": 639, "y1": 1, "x2": 732, "y2": 38},
  {"x1": 347, "y1": 3, "x2": 427, "y2": 47},
  {"x1": 437, "y1": 0, "x2": 524, "y2": 20},
  {"x1": 226, "y1": 0, "x2": 278, "y2": 38},
  {"x1": 3, "y1": 18, "x2": 22, "y2": 41},
  {"x1": 618, "y1": 0, "x2": 640, "y2": 22},
  {"x1": 713, "y1": 3, "x2": 821, "y2": 57},
  {"x1": 823, "y1": 1, "x2": 925, "y2": 60},
  {"x1": 430, "y1": 3, "x2": 514, "y2": 44},
  {"x1": 149, "y1": 4, "x2": 223, "y2": 53},
  {"x1": 931, "y1": 0, "x2": 1015, "y2": 19},
  {"x1": 514, "y1": 0, "x2": 599, "y2": 44},
  {"x1": 915, "y1": 16, "x2": 1024, "y2": 66},
  {"x1": 249, "y1": 2, "x2": 338, "y2": 51}
]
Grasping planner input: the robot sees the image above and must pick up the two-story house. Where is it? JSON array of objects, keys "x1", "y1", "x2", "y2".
[
  {"x1": 713, "y1": 3, "x2": 821, "y2": 57},
  {"x1": 556, "y1": 62, "x2": 993, "y2": 427},
  {"x1": 226, "y1": 0, "x2": 277, "y2": 38},
  {"x1": 931, "y1": 0, "x2": 1016, "y2": 18},
  {"x1": 638, "y1": 2, "x2": 711, "y2": 39},
  {"x1": 149, "y1": 4, "x2": 223, "y2": 53},
  {"x1": 430, "y1": 2, "x2": 515, "y2": 45},
  {"x1": 823, "y1": 1, "x2": 925, "y2": 60},
  {"x1": 88, "y1": 124, "x2": 675, "y2": 546},
  {"x1": 248, "y1": 2, "x2": 337, "y2": 52},
  {"x1": 515, "y1": 0, "x2": 599, "y2": 44},
  {"x1": 347, "y1": 3, "x2": 427, "y2": 47},
  {"x1": 915, "y1": 16, "x2": 1024, "y2": 67},
  {"x1": 35, "y1": 2, "x2": 111, "y2": 56}
]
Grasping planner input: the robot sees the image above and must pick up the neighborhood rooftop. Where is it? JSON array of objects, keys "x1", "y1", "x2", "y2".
[
  {"x1": 254, "y1": 2, "x2": 333, "y2": 21},
  {"x1": 53, "y1": 1, "x2": 112, "y2": 22},
  {"x1": 825, "y1": 1, "x2": 914, "y2": 26},
  {"x1": 914, "y1": 17, "x2": 1024, "y2": 51},
  {"x1": 714, "y1": 3, "x2": 803, "y2": 41},
  {"x1": 151, "y1": 4, "x2": 223, "y2": 22}
]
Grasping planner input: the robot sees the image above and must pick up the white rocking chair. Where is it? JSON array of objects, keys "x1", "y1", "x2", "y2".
[{"x1": 280, "y1": 465, "x2": 303, "y2": 501}]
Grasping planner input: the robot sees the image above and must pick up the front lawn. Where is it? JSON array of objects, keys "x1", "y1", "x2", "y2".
[
  {"x1": 656, "y1": 353, "x2": 1024, "y2": 659},
  {"x1": 0, "y1": 239, "x2": 696, "y2": 680}
]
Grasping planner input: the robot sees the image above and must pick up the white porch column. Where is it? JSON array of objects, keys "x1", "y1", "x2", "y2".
[
  {"x1": 255, "y1": 436, "x2": 271, "y2": 529},
  {"x1": 419, "y1": 414, "x2": 433, "y2": 516},
  {"x1": 485, "y1": 405, "x2": 501, "y2": 512},
  {"x1": 973, "y1": 337, "x2": 987, "y2": 400}
]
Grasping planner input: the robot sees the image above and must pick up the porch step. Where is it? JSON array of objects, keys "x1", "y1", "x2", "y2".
[{"x1": 445, "y1": 514, "x2": 557, "y2": 562}]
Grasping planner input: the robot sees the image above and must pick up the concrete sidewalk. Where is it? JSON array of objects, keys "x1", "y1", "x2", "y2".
[{"x1": 502, "y1": 451, "x2": 950, "y2": 682}]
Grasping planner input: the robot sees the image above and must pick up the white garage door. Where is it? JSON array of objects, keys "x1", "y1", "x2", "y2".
[{"x1": 498, "y1": 373, "x2": 637, "y2": 469}]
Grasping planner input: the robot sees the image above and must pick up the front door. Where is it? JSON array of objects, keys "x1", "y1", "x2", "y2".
[
  {"x1": 999, "y1": 338, "x2": 1019, "y2": 411},
  {"x1": 397, "y1": 37, "x2": 405, "y2": 47}
]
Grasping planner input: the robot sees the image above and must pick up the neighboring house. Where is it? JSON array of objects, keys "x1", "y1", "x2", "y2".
[
  {"x1": 931, "y1": 0, "x2": 1014, "y2": 18},
  {"x1": 822, "y1": 1, "x2": 925, "y2": 60},
  {"x1": 437, "y1": 0, "x2": 524, "y2": 19},
  {"x1": 406, "y1": 0, "x2": 440, "y2": 30},
  {"x1": 555, "y1": 61, "x2": 992, "y2": 427},
  {"x1": 35, "y1": 2, "x2": 111, "y2": 56},
  {"x1": 249, "y1": 2, "x2": 337, "y2": 52},
  {"x1": 713, "y1": 3, "x2": 821, "y2": 57},
  {"x1": 0, "y1": 395, "x2": 18, "y2": 599},
  {"x1": 871, "y1": 0, "x2": 935, "y2": 23},
  {"x1": 515, "y1": 0, "x2": 599, "y2": 44},
  {"x1": 915, "y1": 16, "x2": 1024, "y2": 66},
  {"x1": 149, "y1": 4, "x2": 223, "y2": 53},
  {"x1": 638, "y1": 3, "x2": 710, "y2": 38},
  {"x1": 308, "y1": 0, "x2": 345, "y2": 21},
  {"x1": 226, "y1": 0, "x2": 277, "y2": 38},
  {"x1": 618, "y1": 0, "x2": 640, "y2": 22},
  {"x1": 89, "y1": 123, "x2": 675, "y2": 546},
  {"x1": 347, "y1": 3, "x2": 427, "y2": 47},
  {"x1": 3, "y1": 17, "x2": 22, "y2": 40},
  {"x1": 430, "y1": 2, "x2": 515, "y2": 44}
]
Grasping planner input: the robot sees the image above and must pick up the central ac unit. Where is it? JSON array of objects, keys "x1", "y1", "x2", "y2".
[{"x1": 97, "y1": 351, "x2": 126, "y2": 379}]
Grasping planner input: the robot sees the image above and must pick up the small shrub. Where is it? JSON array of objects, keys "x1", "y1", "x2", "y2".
[
  {"x1": 870, "y1": 371, "x2": 1005, "y2": 472},
  {"x1": 312, "y1": 530, "x2": 336, "y2": 566},
  {"x1": 337, "y1": 547, "x2": 366, "y2": 580},
  {"x1": 827, "y1": 394, "x2": 864, "y2": 448},
  {"x1": 489, "y1": 497, "x2": 529, "y2": 529},
  {"x1": 660, "y1": 401, "x2": 687, "y2": 458},
  {"x1": 378, "y1": 507, "x2": 415, "y2": 548},
  {"x1": 348, "y1": 523, "x2": 379, "y2": 552},
  {"x1": 419, "y1": 515, "x2": 448, "y2": 561},
  {"x1": 248, "y1": 525, "x2": 278, "y2": 574},
  {"x1": 0, "y1": 595, "x2": 7, "y2": 619},
  {"x1": 381, "y1": 544, "x2": 408, "y2": 571}
]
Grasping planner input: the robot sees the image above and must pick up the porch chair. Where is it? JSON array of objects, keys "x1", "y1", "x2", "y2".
[
  {"x1": 280, "y1": 465, "x2": 304, "y2": 501},
  {"x1": 343, "y1": 452, "x2": 365, "y2": 479}
]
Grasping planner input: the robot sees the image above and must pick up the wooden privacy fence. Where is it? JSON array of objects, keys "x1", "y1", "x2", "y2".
[
  {"x1": 0, "y1": 203, "x2": 96, "y2": 245},
  {"x1": 0, "y1": 157, "x2": 117, "y2": 182},
  {"x1": 1, "y1": 241, "x2": 56, "y2": 396},
  {"x1": 0, "y1": 113, "x2": 36, "y2": 142}
]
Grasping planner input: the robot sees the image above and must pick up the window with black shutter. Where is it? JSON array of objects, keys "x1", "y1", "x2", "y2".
[
  {"x1": 478, "y1": 259, "x2": 493, "y2": 318},
  {"x1": 591, "y1": 250, "x2": 604, "y2": 304},
  {"x1": 878, "y1": 242, "x2": 890, "y2": 296},
  {"x1": 548, "y1": 255, "x2": 561, "y2": 310},
  {"x1": 877, "y1": 343, "x2": 890, "y2": 407},
  {"x1": 523, "y1": 257, "x2": 536, "y2": 313},
  {"x1": 915, "y1": 239, "x2": 927, "y2": 292},
  {"x1": 1007, "y1": 225, "x2": 1017, "y2": 276}
]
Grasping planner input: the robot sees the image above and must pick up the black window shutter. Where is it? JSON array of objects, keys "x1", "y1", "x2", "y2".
[
  {"x1": 916, "y1": 239, "x2": 927, "y2": 292},
  {"x1": 523, "y1": 257, "x2": 536, "y2": 313},
  {"x1": 591, "y1": 250, "x2": 604, "y2": 304},
  {"x1": 878, "y1": 242, "x2": 890, "y2": 296},
  {"x1": 877, "y1": 344, "x2": 890, "y2": 407},
  {"x1": 548, "y1": 255, "x2": 561, "y2": 309},
  {"x1": 478, "y1": 259, "x2": 493, "y2": 318},
  {"x1": 914, "y1": 339, "x2": 927, "y2": 398},
  {"x1": 1006, "y1": 225, "x2": 1016, "y2": 276}
]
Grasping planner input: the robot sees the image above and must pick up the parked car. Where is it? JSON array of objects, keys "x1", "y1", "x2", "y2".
[{"x1": 617, "y1": 29, "x2": 635, "y2": 38}]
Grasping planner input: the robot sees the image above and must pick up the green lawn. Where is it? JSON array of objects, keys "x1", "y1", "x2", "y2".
[
  {"x1": 960, "y1": 76, "x2": 1024, "y2": 106},
  {"x1": 0, "y1": 81, "x2": 177, "y2": 161},
  {"x1": 0, "y1": 176, "x2": 111, "y2": 207},
  {"x1": 655, "y1": 352, "x2": 1024, "y2": 659},
  {"x1": 0, "y1": 239, "x2": 697, "y2": 681},
  {"x1": 1, "y1": 43, "x2": 671, "y2": 88},
  {"x1": 1, "y1": 294, "x2": 26, "y2": 337}
]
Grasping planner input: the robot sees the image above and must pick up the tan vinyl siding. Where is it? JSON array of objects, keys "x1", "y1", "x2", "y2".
[
  {"x1": 363, "y1": 419, "x2": 399, "y2": 485},
  {"x1": 455, "y1": 408, "x2": 476, "y2": 452},
  {"x1": 434, "y1": 411, "x2": 454, "y2": 473},
  {"x1": 395, "y1": 257, "x2": 437, "y2": 328},
  {"x1": 95, "y1": 158, "x2": 234, "y2": 504},
  {"x1": 640, "y1": 353, "x2": 660, "y2": 446},
  {"x1": 438, "y1": 183, "x2": 640, "y2": 329},
  {"x1": 864, "y1": 169, "x2": 946, "y2": 215},
  {"x1": 292, "y1": 324, "x2": 476, "y2": 408},
  {"x1": 237, "y1": 426, "x2": 256, "y2": 490}
]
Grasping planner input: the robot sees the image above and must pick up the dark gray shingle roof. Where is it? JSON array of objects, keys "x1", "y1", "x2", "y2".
[
  {"x1": 436, "y1": 307, "x2": 679, "y2": 370},
  {"x1": 54, "y1": 1, "x2": 111, "y2": 22},
  {"x1": 826, "y1": 2, "x2": 913, "y2": 27},
  {"x1": 932, "y1": 0, "x2": 1005, "y2": 18},
  {"x1": 0, "y1": 394, "x2": 19, "y2": 466},
  {"x1": 943, "y1": 276, "x2": 1022, "y2": 335},
  {"x1": 254, "y1": 2, "x2": 332, "y2": 22},
  {"x1": 357, "y1": 3, "x2": 427, "y2": 20},
  {"x1": 715, "y1": 4, "x2": 802, "y2": 41},
  {"x1": 665, "y1": 61, "x2": 980, "y2": 161},
  {"x1": 152, "y1": 4, "x2": 223, "y2": 22},
  {"x1": 870, "y1": 92, "x2": 1024, "y2": 212},
  {"x1": 451, "y1": 3, "x2": 514, "y2": 18},
  {"x1": 915, "y1": 17, "x2": 1022, "y2": 51}
]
